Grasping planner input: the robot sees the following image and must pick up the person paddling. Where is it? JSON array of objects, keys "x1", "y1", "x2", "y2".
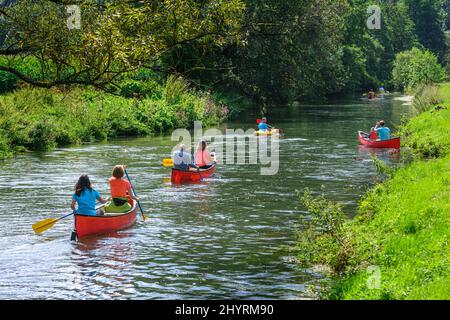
[
  {"x1": 104, "y1": 165, "x2": 137, "y2": 213},
  {"x1": 71, "y1": 175, "x2": 108, "y2": 216},
  {"x1": 373, "y1": 120, "x2": 391, "y2": 141},
  {"x1": 258, "y1": 117, "x2": 272, "y2": 132},
  {"x1": 172, "y1": 144, "x2": 197, "y2": 171},
  {"x1": 194, "y1": 141, "x2": 216, "y2": 169},
  {"x1": 368, "y1": 89, "x2": 376, "y2": 100}
]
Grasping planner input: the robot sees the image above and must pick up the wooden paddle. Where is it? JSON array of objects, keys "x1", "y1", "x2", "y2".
[
  {"x1": 32, "y1": 212, "x2": 75, "y2": 235},
  {"x1": 124, "y1": 168, "x2": 148, "y2": 221}
]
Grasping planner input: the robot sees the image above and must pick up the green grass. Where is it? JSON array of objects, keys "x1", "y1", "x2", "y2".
[
  {"x1": 328, "y1": 155, "x2": 450, "y2": 299},
  {"x1": 399, "y1": 83, "x2": 450, "y2": 158},
  {"x1": 297, "y1": 82, "x2": 450, "y2": 300}
]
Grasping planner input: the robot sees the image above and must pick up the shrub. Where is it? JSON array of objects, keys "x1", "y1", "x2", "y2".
[
  {"x1": 0, "y1": 71, "x2": 17, "y2": 94},
  {"x1": 26, "y1": 120, "x2": 57, "y2": 151},
  {"x1": 296, "y1": 188, "x2": 352, "y2": 274},
  {"x1": 0, "y1": 132, "x2": 11, "y2": 159},
  {"x1": 119, "y1": 79, "x2": 161, "y2": 99},
  {"x1": 412, "y1": 85, "x2": 442, "y2": 114},
  {"x1": 165, "y1": 75, "x2": 190, "y2": 104},
  {"x1": 392, "y1": 48, "x2": 445, "y2": 91}
]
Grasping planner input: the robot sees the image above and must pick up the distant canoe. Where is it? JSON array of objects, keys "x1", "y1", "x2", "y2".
[
  {"x1": 171, "y1": 163, "x2": 216, "y2": 184},
  {"x1": 255, "y1": 129, "x2": 282, "y2": 136},
  {"x1": 73, "y1": 200, "x2": 137, "y2": 239},
  {"x1": 358, "y1": 131, "x2": 400, "y2": 149}
]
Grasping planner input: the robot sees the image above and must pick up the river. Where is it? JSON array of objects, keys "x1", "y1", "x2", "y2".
[{"x1": 0, "y1": 95, "x2": 411, "y2": 299}]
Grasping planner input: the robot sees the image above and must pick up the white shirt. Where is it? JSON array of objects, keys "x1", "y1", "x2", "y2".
[{"x1": 172, "y1": 151, "x2": 192, "y2": 167}]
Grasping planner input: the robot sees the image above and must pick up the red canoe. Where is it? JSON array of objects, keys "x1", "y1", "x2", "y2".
[
  {"x1": 171, "y1": 163, "x2": 216, "y2": 184},
  {"x1": 73, "y1": 200, "x2": 137, "y2": 239},
  {"x1": 358, "y1": 131, "x2": 400, "y2": 149}
]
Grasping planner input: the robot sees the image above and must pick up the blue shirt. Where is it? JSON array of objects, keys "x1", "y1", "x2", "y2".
[
  {"x1": 72, "y1": 188, "x2": 101, "y2": 215},
  {"x1": 376, "y1": 127, "x2": 391, "y2": 141},
  {"x1": 258, "y1": 122, "x2": 269, "y2": 131}
]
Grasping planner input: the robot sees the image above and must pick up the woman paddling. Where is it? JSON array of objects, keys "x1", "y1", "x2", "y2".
[
  {"x1": 194, "y1": 141, "x2": 216, "y2": 169},
  {"x1": 71, "y1": 175, "x2": 108, "y2": 216}
]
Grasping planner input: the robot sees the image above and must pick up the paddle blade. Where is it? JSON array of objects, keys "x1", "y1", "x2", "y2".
[
  {"x1": 32, "y1": 218, "x2": 59, "y2": 234},
  {"x1": 162, "y1": 176, "x2": 171, "y2": 183},
  {"x1": 162, "y1": 158, "x2": 174, "y2": 167}
]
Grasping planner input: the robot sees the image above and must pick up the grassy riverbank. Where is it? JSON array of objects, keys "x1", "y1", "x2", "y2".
[
  {"x1": 298, "y1": 83, "x2": 450, "y2": 300},
  {"x1": 0, "y1": 77, "x2": 245, "y2": 160}
]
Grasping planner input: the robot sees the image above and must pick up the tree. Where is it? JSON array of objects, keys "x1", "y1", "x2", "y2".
[
  {"x1": 0, "y1": 0, "x2": 245, "y2": 89},
  {"x1": 342, "y1": 0, "x2": 418, "y2": 91},
  {"x1": 392, "y1": 47, "x2": 445, "y2": 90},
  {"x1": 403, "y1": 0, "x2": 448, "y2": 60}
]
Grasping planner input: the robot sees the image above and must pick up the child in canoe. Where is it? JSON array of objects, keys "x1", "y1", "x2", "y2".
[
  {"x1": 258, "y1": 117, "x2": 272, "y2": 132},
  {"x1": 71, "y1": 175, "x2": 108, "y2": 216},
  {"x1": 104, "y1": 165, "x2": 136, "y2": 213}
]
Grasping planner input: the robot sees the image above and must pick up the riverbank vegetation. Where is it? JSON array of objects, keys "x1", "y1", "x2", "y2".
[
  {"x1": 296, "y1": 83, "x2": 450, "y2": 299},
  {"x1": 0, "y1": 76, "x2": 244, "y2": 158}
]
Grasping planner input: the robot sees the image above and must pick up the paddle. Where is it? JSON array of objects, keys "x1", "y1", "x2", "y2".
[
  {"x1": 124, "y1": 168, "x2": 148, "y2": 221},
  {"x1": 32, "y1": 212, "x2": 74, "y2": 235},
  {"x1": 192, "y1": 151, "x2": 204, "y2": 182},
  {"x1": 162, "y1": 158, "x2": 174, "y2": 167},
  {"x1": 32, "y1": 201, "x2": 105, "y2": 235}
]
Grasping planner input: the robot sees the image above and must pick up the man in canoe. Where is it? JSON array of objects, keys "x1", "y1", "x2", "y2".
[
  {"x1": 373, "y1": 120, "x2": 391, "y2": 141},
  {"x1": 258, "y1": 117, "x2": 272, "y2": 132},
  {"x1": 173, "y1": 144, "x2": 197, "y2": 171}
]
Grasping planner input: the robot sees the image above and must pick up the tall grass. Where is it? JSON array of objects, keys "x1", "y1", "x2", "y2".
[
  {"x1": 412, "y1": 85, "x2": 442, "y2": 115},
  {"x1": 399, "y1": 83, "x2": 450, "y2": 158}
]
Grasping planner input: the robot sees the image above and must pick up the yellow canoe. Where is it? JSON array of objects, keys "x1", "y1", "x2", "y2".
[{"x1": 255, "y1": 129, "x2": 281, "y2": 136}]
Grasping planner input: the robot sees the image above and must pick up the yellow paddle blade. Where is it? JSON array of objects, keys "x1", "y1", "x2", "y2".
[
  {"x1": 162, "y1": 158, "x2": 174, "y2": 167},
  {"x1": 32, "y1": 218, "x2": 59, "y2": 234},
  {"x1": 162, "y1": 176, "x2": 171, "y2": 183}
]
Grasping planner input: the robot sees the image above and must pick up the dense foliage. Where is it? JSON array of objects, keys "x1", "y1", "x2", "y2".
[
  {"x1": 0, "y1": 0, "x2": 448, "y2": 104},
  {"x1": 0, "y1": 0, "x2": 245, "y2": 89},
  {"x1": 165, "y1": 0, "x2": 448, "y2": 104},
  {"x1": 392, "y1": 48, "x2": 446, "y2": 91},
  {"x1": 0, "y1": 77, "x2": 243, "y2": 158}
]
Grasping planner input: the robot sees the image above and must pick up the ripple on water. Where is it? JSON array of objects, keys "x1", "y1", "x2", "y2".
[{"x1": 0, "y1": 97, "x2": 411, "y2": 299}]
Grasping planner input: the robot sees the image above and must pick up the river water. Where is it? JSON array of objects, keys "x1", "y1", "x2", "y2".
[{"x1": 0, "y1": 96, "x2": 411, "y2": 299}]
